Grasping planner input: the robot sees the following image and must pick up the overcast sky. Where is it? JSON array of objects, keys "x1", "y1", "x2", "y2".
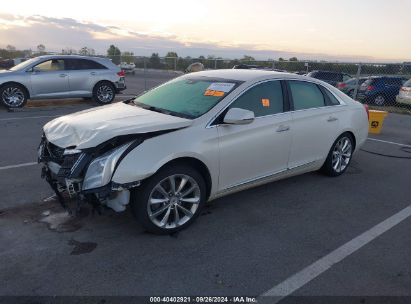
[{"x1": 0, "y1": 0, "x2": 410, "y2": 62}]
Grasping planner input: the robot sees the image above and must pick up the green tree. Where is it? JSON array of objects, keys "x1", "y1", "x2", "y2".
[
  {"x1": 165, "y1": 51, "x2": 178, "y2": 58},
  {"x1": 107, "y1": 45, "x2": 121, "y2": 64},
  {"x1": 122, "y1": 51, "x2": 135, "y2": 63},
  {"x1": 6, "y1": 45, "x2": 16, "y2": 51},
  {"x1": 240, "y1": 55, "x2": 255, "y2": 62},
  {"x1": 37, "y1": 44, "x2": 46, "y2": 53},
  {"x1": 289, "y1": 57, "x2": 298, "y2": 61},
  {"x1": 149, "y1": 53, "x2": 161, "y2": 68},
  {"x1": 79, "y1": 47, "x2": 90, "y2": 56}
]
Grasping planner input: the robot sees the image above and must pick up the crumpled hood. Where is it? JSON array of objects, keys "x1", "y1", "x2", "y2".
[{"x1": 43, "y1": 102, "x2": 192, "y2": 149}]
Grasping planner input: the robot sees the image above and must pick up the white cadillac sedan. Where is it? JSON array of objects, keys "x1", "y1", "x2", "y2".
[{"x1": 39, "y1": 70, "x2": 369, "y2": 234}]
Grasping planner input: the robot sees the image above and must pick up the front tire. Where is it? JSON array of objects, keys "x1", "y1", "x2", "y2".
[
  {"x1": 0, "y1": 84, "x2": 28, "y2": 108},
  {"x1": 92, "y1": 81, "x2": 115, "y2": 105},
  {"x1": 321, "y1": 134, "x2": 354, "y2": 177},
  {"x1": 130, "y1": 164, "x2": 206, "y2": 234}
]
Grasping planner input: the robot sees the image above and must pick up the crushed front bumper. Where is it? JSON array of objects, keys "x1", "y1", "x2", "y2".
[{"x1": 38, "y1": 137, "x2": 139, "y2": 213}]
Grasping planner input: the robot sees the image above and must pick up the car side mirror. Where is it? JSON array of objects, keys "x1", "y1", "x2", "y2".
[{"x1": 223, "y1": 108, "x2": 255, "y2": 125}]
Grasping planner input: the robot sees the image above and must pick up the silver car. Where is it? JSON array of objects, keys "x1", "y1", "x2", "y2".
[{"x1": 0, "y1": 55, "x2": 126, "y2": 108}]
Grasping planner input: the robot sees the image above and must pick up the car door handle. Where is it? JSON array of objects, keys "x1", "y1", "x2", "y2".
[
  {"x1": 90, "y1": 72, "x2": 96, "y2": 75},
  {"x1": 59, "y1": 73, "x2": 67, "y2": 78},
  {"x1": 327, "y1": 116, "x2": 338, "y2": 122},
  {"x1": 276, "y1": 125, "x2": 290, "y2": 132}
]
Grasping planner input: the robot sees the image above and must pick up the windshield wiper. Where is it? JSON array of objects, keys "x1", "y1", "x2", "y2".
[{"x1": 134, "y1": 102, "x2": 194, "y2": 119}]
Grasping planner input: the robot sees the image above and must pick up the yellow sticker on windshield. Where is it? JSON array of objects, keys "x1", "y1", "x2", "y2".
[{"x1": 204, "y1": 90, "x2": 225, "y2": 97}]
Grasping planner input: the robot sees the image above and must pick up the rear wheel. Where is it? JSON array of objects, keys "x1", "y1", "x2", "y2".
[
  {"x1": 321, "y1": 134, "x2": 354, "y2": 177},
  {"x1": 1, "y1": 84, "x2": 28, "y2": 108},
  {"x1": 130, "y1": 165, "x2": 206, "y2": 234},
  {"x1": 92, "y1": 82, "x2": 115, "y2": 105},
  {"x1": 374, "y1": 95, "x2": 386, "y2": 106}
]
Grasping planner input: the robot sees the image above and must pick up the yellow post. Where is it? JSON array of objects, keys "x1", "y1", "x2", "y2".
[{"x1": 368, "y1": 110, "x2": 388, "y2": 134}]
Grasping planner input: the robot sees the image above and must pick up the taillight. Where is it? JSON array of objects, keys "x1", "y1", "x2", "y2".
[
  {"x1": 366, "y1": 85, "x2": 375, "y2": 91},
  {"x1": 337, "y1": 82, "x2": 346, "y2": 89},
  {"x1": 400, "y1": 86, "x2": 406, "y2": 92},
  {"x1": 117, "y1": 70, "x2": 125, "y2": 77},
  {"x1": 364, "y1": 104, "x2": 369, "y2": 120}
]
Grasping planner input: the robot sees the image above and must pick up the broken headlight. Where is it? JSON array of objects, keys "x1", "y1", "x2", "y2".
[{"x1": 82, "y1": 142, "x2": 132, "y2": 191}]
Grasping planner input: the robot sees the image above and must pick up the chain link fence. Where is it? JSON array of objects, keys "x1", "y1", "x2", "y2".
[
  {"x1": 106, "y1": 55, "x2": 411, "y2": 111},
  {"x1": 1, "y1": 53, "x2": 410, "y2": 111}
]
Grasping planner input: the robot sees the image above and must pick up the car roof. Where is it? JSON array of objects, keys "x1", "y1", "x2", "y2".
[
  {"x1": 184, "y1": 69, "x2": 309, "y2": 82},
  {"x1": 33, "y1": 54, "x2": 106, "y2": 61}
]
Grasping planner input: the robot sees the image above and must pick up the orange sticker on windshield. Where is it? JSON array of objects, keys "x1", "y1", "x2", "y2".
[
  {"x1": 204, "y1": 90, "x2": 225, "y2": 97},
  {"x1": 262, "y1": 98, "x2": 270, "y2": 107}
]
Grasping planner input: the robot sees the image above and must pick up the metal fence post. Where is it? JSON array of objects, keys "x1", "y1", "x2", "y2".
[
  {"x1": 353, "y1": 63, "x2": 362, "y2": 100},
  {"x1": 143, "y1": 57, "x2": 147, "y2": 92},
  {"x1": 272, "y1": 61, "x2": 275, "y2": 70},
  {"x1": 214, "y1": 59, "x2": 217, "y2": 69},
  {"x1": 174, "y1": 57, "x2": 177, "y2": 71}
]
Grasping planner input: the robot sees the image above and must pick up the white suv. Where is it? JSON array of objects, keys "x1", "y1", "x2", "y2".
[{"x1": 39, "y1": 70, "x2": 369, "y2": 234}]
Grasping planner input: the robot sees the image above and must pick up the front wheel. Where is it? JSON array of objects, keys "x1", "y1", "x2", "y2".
[
  {"x1": 321, "y1": 134, "x2": 354, "y2": 177},
  {"x1": 92, "y1": 82, "x2": 115, "y2": 105},
  {"x1": 1, "y1": 84, "x2": 28, "y2": 108},
  {"x1": 130, "y1": 165, "x2": 206, "y2": 234}
]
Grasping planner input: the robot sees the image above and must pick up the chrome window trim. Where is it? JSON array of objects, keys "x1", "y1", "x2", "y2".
[{"x1": 206, "y1": 78, "x2": 346, "y2": 129}]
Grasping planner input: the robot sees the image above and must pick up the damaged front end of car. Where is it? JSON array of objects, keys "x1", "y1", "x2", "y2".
[{"x1": 38, "y1": 135, "x2": 143, "y2": 214}]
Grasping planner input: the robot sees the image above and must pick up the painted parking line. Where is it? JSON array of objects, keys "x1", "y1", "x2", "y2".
[
  {"x1": 0, "y1": 162, "x2": 38, "y2": 170},
  {"x1": 260, "y1": 204, "x2": 411, "y2": 302},
  {"x1": 367, "y1": 138, "x2": 411, "y2": 148}
]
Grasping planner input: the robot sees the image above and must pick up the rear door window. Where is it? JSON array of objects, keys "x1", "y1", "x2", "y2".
[
  {"x1": 403, "y1": 79, "x2": 411, "y2": 87},
  {"x1": 228, "y1": 81, "x2": 284, "y2": 117},
  {"x1": 288, "y1": 81, "x2": 326, "y2": 110},
  {"x1": 65, "y1": 59, "x2": 107, "y2": 70}
]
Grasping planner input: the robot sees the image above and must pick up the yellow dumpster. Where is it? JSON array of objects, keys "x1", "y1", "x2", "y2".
[{"x1": 368, "y1": 110, "x2": 388, "y2": 134}]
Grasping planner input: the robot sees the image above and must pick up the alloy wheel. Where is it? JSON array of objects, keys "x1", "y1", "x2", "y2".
[
  {"x1": 332, "y1": 136, "x2": 352, "y2": 173},
  {"x1": 96, "y1": 85, "x2": 114, "y2": 103},
  {"x1": 147, "y1": 174, "x2": 201, "y2": 229},
  {"x1": 2, "y1": 87, "x2": 25, "y2": 107},
  {"x1": 374, "y1": 95, "x2": 385, "y2": 106}
]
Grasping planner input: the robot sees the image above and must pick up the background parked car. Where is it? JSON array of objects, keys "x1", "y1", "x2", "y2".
[
  {"x1": 357, "y1": 76, "x2": 408, "y2": 106},
  {"x1": 337, "y1": 77, "x2": 367, "y2": 98},
  {"x1": 396, "y1": 79, "x2": 411, "y2": 106},
  {"x1": 0, "y1": 55, "x2": 126, "y2": 108},
  {"x1": 307, "y1": 70, "x2": 352, "y2": 87}
]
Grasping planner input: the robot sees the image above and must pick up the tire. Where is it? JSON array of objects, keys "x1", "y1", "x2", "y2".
[
  {"x1": 373, "y1": 94, "x2": 386, "y2": 106},
  {"x1": 0, "y1": 83, "x2": 28, "y2": 108},
  {"x1": 130, "y1": 164, "x2": 207, "y2": 234},
  {"x1": 92, "y1": 81, "x2": 115, "y2": 105},
  {"x1": 321, "y1": 133, "x2": 354, "y2": 177}
]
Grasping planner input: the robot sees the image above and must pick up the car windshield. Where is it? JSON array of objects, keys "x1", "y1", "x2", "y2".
[
  {"x1": 9, "y1": 58, "x2": 38, "y2": 71},
  {"x1": 133, "y1": 78, "x2": 238, "y2": 119}
]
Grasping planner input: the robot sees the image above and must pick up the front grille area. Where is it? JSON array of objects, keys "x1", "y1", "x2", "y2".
[
  {"x1": 57, "y1": 153, "x2": 83, "y2": 178},
  {"x1": 47, "y1": 142, "x2": 65, "y2": 160}
]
